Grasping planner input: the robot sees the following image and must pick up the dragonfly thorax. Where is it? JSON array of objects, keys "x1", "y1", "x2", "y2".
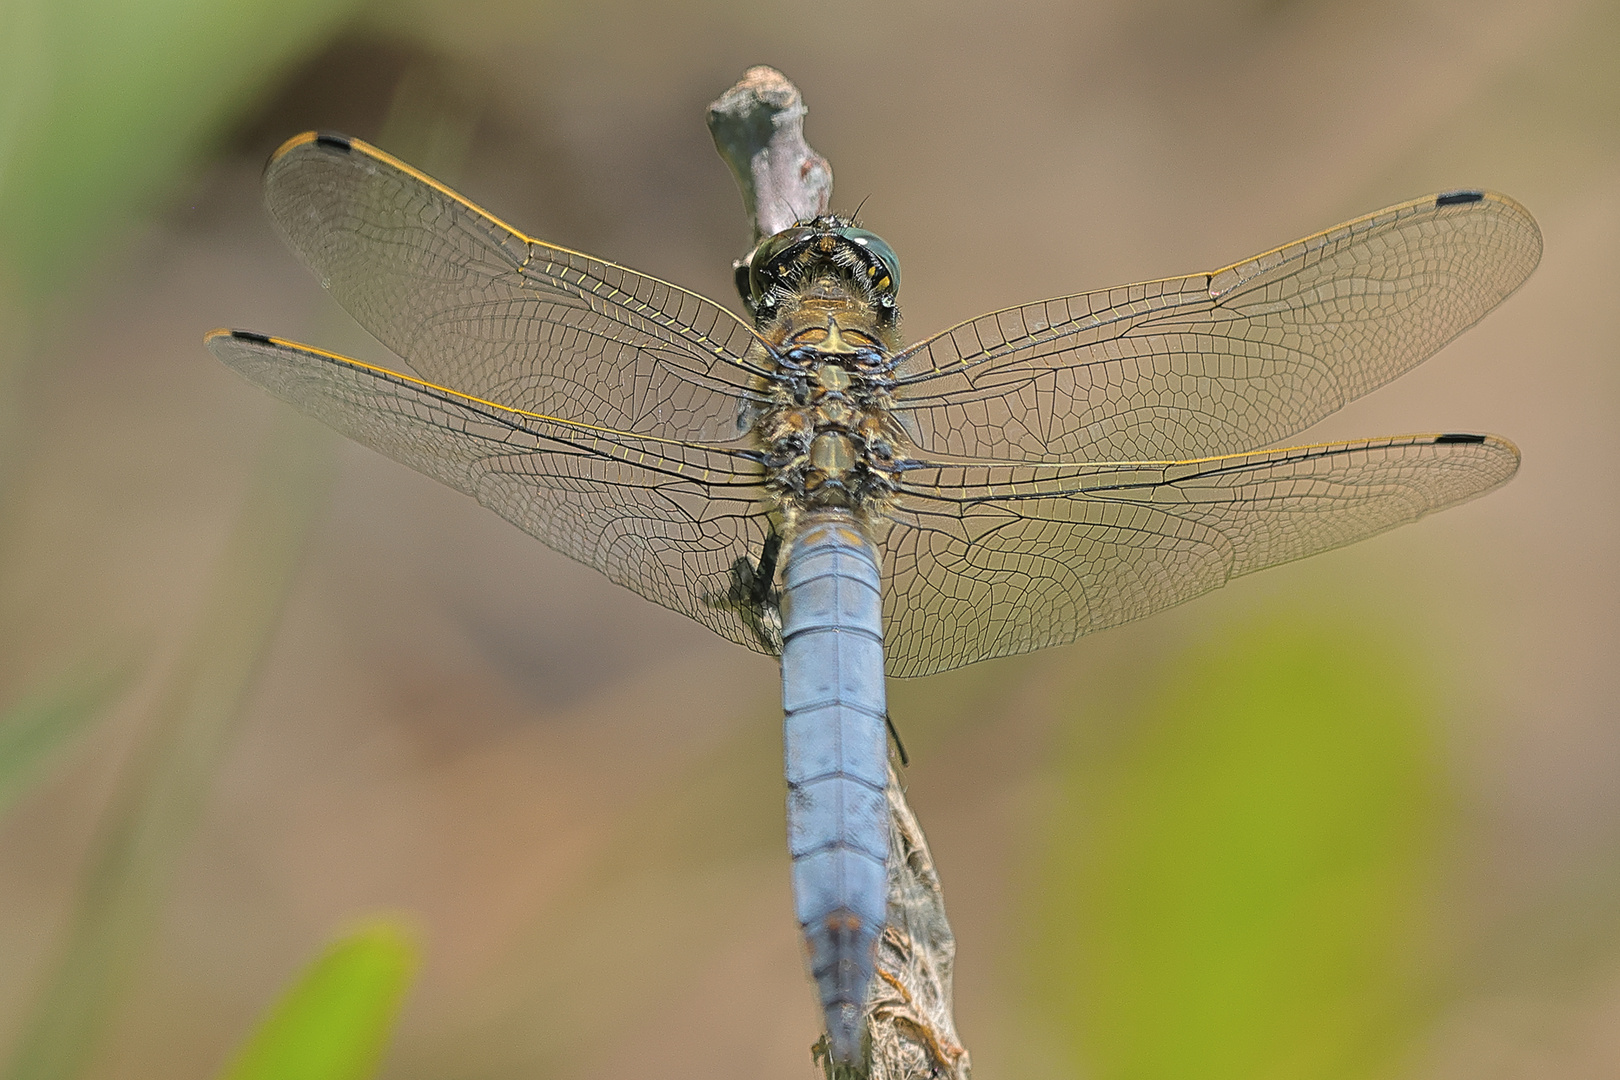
[{"x1": 752, "y1": 295, "x2": 906, "y2": 518}]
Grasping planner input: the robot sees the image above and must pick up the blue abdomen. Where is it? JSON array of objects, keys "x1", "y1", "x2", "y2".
[{"x1": 780, "y1": 512, "x2": 889, "y2": 1064}]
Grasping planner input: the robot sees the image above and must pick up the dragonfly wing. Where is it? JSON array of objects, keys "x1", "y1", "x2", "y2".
[
  {"x1": 261, "y1": 132, "x2": 765, "y2": 443},
  {"x1": 879, "y1": 433, "x2": 1518, "y2": 677},
  {"x1": 893, "y1": 192, "x2": 1540, "y2": 461},
  {"x1": 207, "y1": 330, "x2": 782, "y2": 655}
]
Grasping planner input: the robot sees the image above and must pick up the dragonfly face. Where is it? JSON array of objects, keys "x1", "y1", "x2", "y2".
[
  {"x1": 739, "y1": 216, "x2": 902, "y2": 321},
  {"x1": 206, "y1": 130, "x2": 1540, "y2": 1064}
]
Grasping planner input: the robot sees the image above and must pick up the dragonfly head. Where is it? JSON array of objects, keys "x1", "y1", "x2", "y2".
[{"x1": 736, "y1": 216, "x2": 901, "y2": 324}]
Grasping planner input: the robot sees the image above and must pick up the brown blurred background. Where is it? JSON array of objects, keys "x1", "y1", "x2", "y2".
[{"x1": 0, "y1": 0, "x2": 1616, "y2": 1077}]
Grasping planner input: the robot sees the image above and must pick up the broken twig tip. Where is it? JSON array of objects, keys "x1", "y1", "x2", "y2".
[{"x1": 707, "y1": 67, "x2": 833, "y2": 241}]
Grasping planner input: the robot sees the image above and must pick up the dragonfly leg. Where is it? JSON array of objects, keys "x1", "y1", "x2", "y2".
[
  {"x1": 884, "y1": 712, "x2": 910, "y2": 768},
  {"x1": 706, "y1": 530, "x2": 784, "y2": 654}
]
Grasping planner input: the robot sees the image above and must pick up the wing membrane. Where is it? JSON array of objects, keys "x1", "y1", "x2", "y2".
[
  {"x1": 893, "y1": 192, "x2": 1540, "y2": 462},
  {"x1": 878, "y1": 433, "x2": 1518, "y2": 676},
  {"x1": 261, "y1": 132, "x2": 764, "y2": 443},
  {"x1": 206, "y1": 330, "x2": 780, "y2": 654}
]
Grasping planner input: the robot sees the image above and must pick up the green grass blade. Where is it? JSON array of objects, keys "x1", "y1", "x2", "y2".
[
  {"x1": 0, "y1": 661, "x2": 128, "y2": 818},
  {"x1": 1, "y1": 414, "x2": 333, "y2": 1080},
  {"x1": 219, "y1": 920, "x2": 420, "y2": 1080}
]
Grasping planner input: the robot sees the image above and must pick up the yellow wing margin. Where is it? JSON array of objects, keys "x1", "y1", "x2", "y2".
[
  {"x1": 205, "y1": 328, "x2": 778, "y2": 654},
  {"x1": 879, "y1": 431, "x2": 1519, "y2": 676},
  {"x1": 891, "y1": 190, "x2": 1540, "y2": 463},
  {"x1": 259, "y1": 132, "x2": 767, "y2": 442}
]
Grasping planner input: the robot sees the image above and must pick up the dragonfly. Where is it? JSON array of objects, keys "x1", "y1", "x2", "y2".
[{"x1": 207, "y1": 131, "x2": 1539, "y2": 1063}]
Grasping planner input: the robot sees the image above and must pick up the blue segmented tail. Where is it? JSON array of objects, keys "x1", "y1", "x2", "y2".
[{"x1": 780, "y1": 512, "x2": 890, "y2": 1064}]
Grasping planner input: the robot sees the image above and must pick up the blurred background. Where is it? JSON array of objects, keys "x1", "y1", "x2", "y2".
[{"x1": 0, "y1": 0, "x2": 1616, "y2": 1077}]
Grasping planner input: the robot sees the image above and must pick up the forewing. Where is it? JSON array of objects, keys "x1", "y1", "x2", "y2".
[
  {"x1": 893, "y1": 192, "x2": 1540, "y2": 461},
  {"x1": 206, "y1": 330, "x2": 779, "y2": 654},
  {"x1": 879, "y1": 434, "x2": 1518, "y2": 677},
  {"x1": 261, "y1": 132, "x2": 765, "y2": 443}
]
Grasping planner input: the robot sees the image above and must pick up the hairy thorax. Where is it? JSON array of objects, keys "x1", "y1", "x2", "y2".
[{"x1": 748, "y1": 278, "x2": 910, "y2": 531}]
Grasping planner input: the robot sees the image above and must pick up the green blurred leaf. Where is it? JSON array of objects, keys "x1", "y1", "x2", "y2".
[
  {"x1": 1030, "y1": 616, "x2": 1445, "y2": 1080},
  {"x1": 220, "y1": 920, "x2": 420, "y2": 1080},
  {"x1": 0, "y1": 0, "x2": 362, "y2": 292},
  {"x1": 0, "y1": 661, "x2": 128, "y2": 817}
]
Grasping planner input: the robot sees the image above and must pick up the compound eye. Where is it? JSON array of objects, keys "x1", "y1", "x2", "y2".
[
  {"x1": 746, "y1": 225, "x2": 817, "y2": 303},
  {"x1": 841, "y1": 228, "x2": 901, "y2": 299}
]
